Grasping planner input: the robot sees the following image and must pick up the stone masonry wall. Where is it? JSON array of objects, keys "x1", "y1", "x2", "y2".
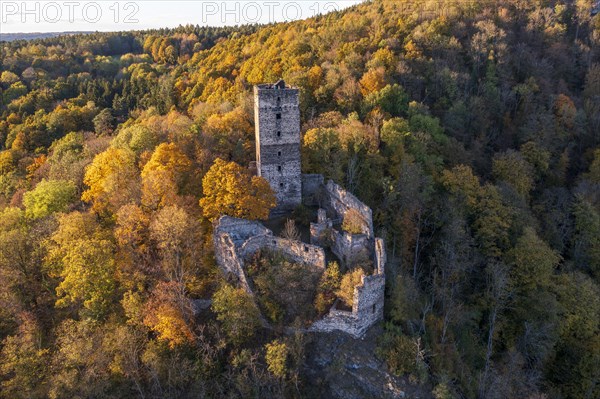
[
  {"x1": 254, "y1": 82, "x2": 302, "y2": 212},
  {"x1": 310, "y1": 208, "x2": 331, "y2": 246},
  {"x1": 213, "y1": 217, "x2": 269, "y2": 292},
  {"x1": 331, "y1": 230, "x2": 372, "y2": 269},
  {"x1": 301, "y1": 173, "x2": 324, "y2": 206},
  {"x1": 307, "y1": 180, "x2": 376, "y2": 268},
  {"x1": 214, "y1": 217, "x2": 387, "y2": 338},
  {"x1": 310, "y1": 216, "x2": 372, "y2": 269},
  {"x1": 374, "y1": 237, "x2": 386, "y2": 275},
  {"x1": 213, "y1": 216, "x2": 326, "y2": 294},
  {"x1": 240, "y1": 234, "x2": 326, "y2": 269},
  {"x1": 323, "y1": 180, "x2": 374, "y2": 237},
  {"x1": 309, "y1": 238, "x2": 386, "y2": 338}
]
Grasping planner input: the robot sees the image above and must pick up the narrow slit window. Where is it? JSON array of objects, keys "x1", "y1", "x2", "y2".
[
  {"x1": 276, "y1": 113, "x2": 281, "y2": 119},
  {"x1": 278, "y1": 151, "x2": 281, "y2": 157},
  {"x1": 277, "y1": 131, "x2": 281, "y2": 137},
  {"x1": 279, "y1": 182, "x2": 284, "y2": 188},
  {"x1": 277, "y1": 165, "x2": 282, "y2": 172},
  {"x1": 372, "y1": 304, "x2": 377, "y2": 313}
]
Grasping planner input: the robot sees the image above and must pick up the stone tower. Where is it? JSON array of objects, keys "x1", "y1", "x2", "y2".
[{"x1": 254, "y1": 80, "x2": 302, "y2": 213}]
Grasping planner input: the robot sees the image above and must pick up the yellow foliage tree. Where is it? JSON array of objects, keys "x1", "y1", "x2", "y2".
[
  {"x1": 265, "y1": 340, "x2": 288, "y2": 379},
  {"x1": 114, "y1": 204, "x2": 151, "y2": 288},
  {"x1": 492, "y1": 150, "x2": 534, "y2": 197},
  {"x1": 45, "y1": 212, "x2": 116, "y2": 319},
  {"x1": 200, "y1": 158, "x2": 276, "y2": 221},
  {"x1": 314, "y1": 261, "x2": 342, "y2": 314},
  {"x1": 0, "y1": 313, "x2": 49, "y2": 398},
  {"x1": 141, "y1": 143, "x2": 192, "y2": 209},
  {"x1": 0, "y1": 150, "x2": 16, "y2": 175},
  {"x1": 202, "y1": 107, "x2": 253, "y2": 163},
  {"x1": 82, "y1": 148, "x2": 140, "y2": 215},
  {"x1": 336, "y1": 268, "x2": 364, "y2": 308},
  {"x1": 440, "y1": 165, "x2": 481, "y2": 209},
  {"x1": 342, "y1": 209, "x2": 366, "y2": 235},
  {"x1": 141, "y1": 142, "x2": 192, "y2": 181}
]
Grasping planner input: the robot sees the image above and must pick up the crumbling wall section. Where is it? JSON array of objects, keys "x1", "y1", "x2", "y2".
[
  {"x1": 214, "y1": 216, "x2": 271, "y2": 243},
  {"x1": 374, "y1": 237, "x2": 386, "y2": 275},
  {"x1": 309, "y1": 238, "x2": 387, "y2": 338},
  {"x1": 213, "y1": 217, "x2": 326, "y2": 293},
  {"x1": 213, "y1": 216, "x2": 270, "y2": 292},
  {"x1": 310, "y1": 208, "x2": 331, "y2": 246},
  {"x1": 301, "y1": 173, "x2": 324, "y2": 206},
  {"x1": 331, "y1": 230, "x2": 372, "y2": 268},
  {"x1": 351, "y1": 273, "x2": 385, "y2": 325},
  {"x1": 240, "y1": 234, "x2": 326, "y2": 269},
  {"x1": 310, "y1": 207, "x2": 373, "y2": 269},
  {"x1": 323, "y1": 180, "x2": 374, "y2": 237}
]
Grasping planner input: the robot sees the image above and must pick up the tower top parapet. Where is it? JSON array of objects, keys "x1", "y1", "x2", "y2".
[{"x1": 256, "y1": 79, "x2": 296, "y2": 90}]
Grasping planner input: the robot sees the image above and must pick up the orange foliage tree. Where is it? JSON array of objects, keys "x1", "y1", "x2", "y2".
[
  {"x1": 143, "y1": 281, "x2": 194, "y2": 348},
  {"x1": 200, "y1": 158, "x2": 275, "y2": 221}
]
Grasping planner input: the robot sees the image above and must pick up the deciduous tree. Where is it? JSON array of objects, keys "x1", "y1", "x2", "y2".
[
  {"x1": 141, "y1": 142, "x2": 192, "y2": 209},
  {"x1": 82, "y1": 147, "x2": 140, "y2": 215},
  {"x1": 212, "y1": 284, "x2": 261, "y2": 346},
  {"x1": 200, "y1": 158, "x2": 275, "y2": 221},
  {"x1": 23, "y1": 179, "x2": 77, "y2": 219},
  {"x1": 265, "y1": 340, "x2": 288, "y2": 379},
  {"x1": 46, "y1": 212, "x2": 116, "y2": 319},
  {"x1": 337, "y1": 268, "x2": 364, "y2": 308},
  {"x1": 143, "y1": 281, "x2": 194, "y2": 348},
  {"x1": 492, "y1": 151, "x2": 535, "y2": 198}
]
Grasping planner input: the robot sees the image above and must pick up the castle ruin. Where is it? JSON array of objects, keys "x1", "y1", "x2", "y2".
[{"x1": 213, "y1": 80, "x2": 386, "y2": 338}]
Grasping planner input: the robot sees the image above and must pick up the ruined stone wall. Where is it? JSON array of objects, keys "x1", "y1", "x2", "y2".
[
  {"x1": 213, "y1": 217, "x2": 270, "y2": 292},
  {"x1": 255, "y1": 82, "x2": 302, "y2": 212},
  {"x1": 240, "y1": 234, "x2": 326, "y2": 269},
  {"x1": 310, "y1": 208, "x2": 331, "y2": 246},
  {"x1": 374, "y1": 237, "x2": 386, "y2": 275},
  {"x1": 309, "y1": 273, "x2": 385, "y2": 338},
  {"x1": 309, "y1": 238, "x2": 387, "y2": 338},
  {"x1": 352, "y1": 273, "x2": 385, "y2": 322},
  {"x1": 301, "y1": 173, "x2": 324, "y2": 206},
  {"x1": 310, "y1": 206, "x2": 372, "y2": 269},
  {"x1": 304, "y1": 176, "x2": 375, "y2": 247},
  {"x1": 221, "y1": 216, "x2": 271, "y2": 237},
  {"x1": 213, "y1": 217, "x2": 326, "y2": 293},
  {"x1": 331, "y1": 230, "x2": 372, "y2": 268},
  {"x1": 351, "y1": 238, "x2": 386, "y2": 325},
  {"x1": 323, "y1": 180, "x2": 374, "y2": 237},
  {"x1": 213, "y1": 221, "x2": 387, "y2": 339}
]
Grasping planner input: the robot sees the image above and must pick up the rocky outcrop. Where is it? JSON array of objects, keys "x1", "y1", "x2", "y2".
[{"x1": 302, "y1": 328, "x2": 434, "y2": 399}]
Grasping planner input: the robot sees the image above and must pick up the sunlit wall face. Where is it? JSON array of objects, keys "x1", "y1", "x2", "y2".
[{"x1": 0, "y1": 1, "x2": 364, "y2": 33}]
